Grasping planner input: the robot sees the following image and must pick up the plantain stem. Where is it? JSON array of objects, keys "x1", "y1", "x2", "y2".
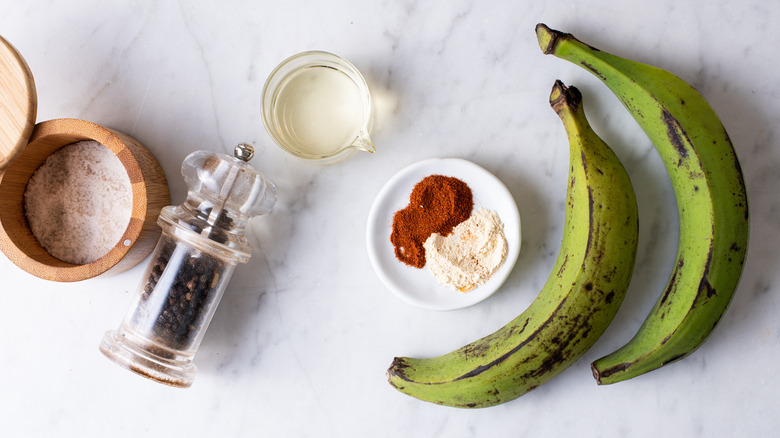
[
  {"x1": 536, "y1": 23, "x2": 568, "y2": 55},
  {"x1": 549, "y1": 80, "x2": 583, "y2": 115}
]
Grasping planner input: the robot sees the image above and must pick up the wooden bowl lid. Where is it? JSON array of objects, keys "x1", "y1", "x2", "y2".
[{"x1": 0, "y1": 35, "x2": 37, "y2": 172}]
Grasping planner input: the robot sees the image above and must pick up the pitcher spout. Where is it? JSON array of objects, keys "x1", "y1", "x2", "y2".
[{"x1": 351, "y1": 131, "x2": 375, "y2": 154}]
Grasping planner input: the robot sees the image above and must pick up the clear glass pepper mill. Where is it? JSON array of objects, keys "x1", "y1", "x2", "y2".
[{"x1": 100, "y1": 143, "x2": 276, "y2": 387}]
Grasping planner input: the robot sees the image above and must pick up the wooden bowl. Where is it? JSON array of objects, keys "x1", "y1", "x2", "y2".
[{"x1": 0, "y1": 118, "x2": 170, "y2": 282}]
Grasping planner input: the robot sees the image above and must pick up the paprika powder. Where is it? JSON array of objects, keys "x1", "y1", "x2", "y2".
[{"x1": 390, "y1": 175, "x2": 473, "y2": 268}]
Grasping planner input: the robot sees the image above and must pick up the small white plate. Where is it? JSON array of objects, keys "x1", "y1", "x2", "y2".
[{"x1": 366, "y1": 158, "x2": 521, "y2": 311}]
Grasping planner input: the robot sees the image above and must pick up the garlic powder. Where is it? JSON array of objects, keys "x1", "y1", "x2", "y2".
[{"x1": 423, "y1": 208, "x2": 508, "y2": 292}]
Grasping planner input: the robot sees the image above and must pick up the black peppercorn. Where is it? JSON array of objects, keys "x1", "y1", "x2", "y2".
[{"x1": 131, "y1": 236, "x2": 227, "y2": 351}]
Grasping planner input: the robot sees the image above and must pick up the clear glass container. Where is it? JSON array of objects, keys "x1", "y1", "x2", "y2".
[
  {"x1": 100, "y1": 143, "x2": 276, "y2": 387},
  {"x1": 261, "y1": 51, "x2": 375, "y2": 162}
]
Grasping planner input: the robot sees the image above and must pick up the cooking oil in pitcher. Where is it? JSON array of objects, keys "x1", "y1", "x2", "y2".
[
  {"x1": 262, "y1": 51, "x2": 375, "y2": 162},
  {"x1": 275, "y1": 66, "x2": 363, "y2": 155}
]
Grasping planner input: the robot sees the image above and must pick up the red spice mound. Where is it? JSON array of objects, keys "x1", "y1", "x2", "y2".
[{"x1": 390, "y1": 175, "x2": 473, "y2": 268}]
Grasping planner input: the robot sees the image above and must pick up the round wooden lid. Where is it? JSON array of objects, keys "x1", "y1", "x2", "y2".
[{"x1": 0, "y1": 35, "x2": 37, "y2": 172}]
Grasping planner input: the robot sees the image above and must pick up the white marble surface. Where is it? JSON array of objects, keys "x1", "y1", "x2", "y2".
[{"x1": 1, "y1": 0, "x2": 778, "y2": 436}]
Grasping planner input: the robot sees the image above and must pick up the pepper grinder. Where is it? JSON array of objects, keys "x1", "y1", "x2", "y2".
[{"x1": 100, "y1": 143, "x2": 277, "y2": 387}]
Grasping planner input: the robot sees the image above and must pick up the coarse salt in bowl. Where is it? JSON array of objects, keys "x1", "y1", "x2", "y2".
[
  {"x1": 24, "y1": 139, "x2": 133, "y2": 265},
  {"x1": 0, "y1": 118, "x2": 170, "y2": 282}
]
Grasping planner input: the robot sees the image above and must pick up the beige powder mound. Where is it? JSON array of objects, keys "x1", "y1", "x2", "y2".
[
  {"x1": 423, "y1": 208, "x2": 508, "y2": 292},
  {"x1": 24, "y1": 140, "x2": 133, "y2": 265}
]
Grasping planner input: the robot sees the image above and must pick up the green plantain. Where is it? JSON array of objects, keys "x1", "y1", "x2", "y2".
[
  {"x1": 535, "y1": 24, "x2": 749, "y2": 384},
  {"x1": 386, "y1": 81, "x2": 639, "y2": 408}
]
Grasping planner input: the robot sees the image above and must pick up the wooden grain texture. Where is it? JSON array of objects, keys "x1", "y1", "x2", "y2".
[
  {"x1": 0, "y1": 118, "x2": 170, "y2": 282},
  {"x1": 0, "y1": 35, "x2": 37, "y2": 171}
]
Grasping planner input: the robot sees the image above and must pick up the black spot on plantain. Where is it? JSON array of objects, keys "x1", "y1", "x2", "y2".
[
  {"x1": 584, "y1": 189, "x2": 595, "y2": 257},
  {"x1": 391, "y1": 357, "x2": 411, "y2": 370},
  {"x1": 605, "y1": 291, "x2": 615, "y2": 304},
  {"x1": 522, "y1": 352, "x2": 540, "y2": 365},
  {"x1": 722, "y1": 128, "x2": 748, "y2": 220},
  {"x1": 522, "y1": 308, "x2": 596, "y2": 380},
  {"x1": 516, "y1": 318, "x2": 529, "y2": 335},
  {"x1": 698, "y1": 277, "x2": 716, "y2": 299},
  {"x1": 454, "y1": 298, "x2": 570, "y2": 382},
  {"x1": 528, "y1": 349, "x2": 566, "y2": 378},
  {"x1": 585, "y1": 282, "x2": 594, "y2": 291},
  {"x1": 593, "y1": 361, "x2": 633, "y2": 382},
  {"x1": 557, "y1": 254, "x2": 570, "y2": 278},
  {"x1": 579, "y1": 323, "x2": 593, "y2": 340},
  {"x1": 692, "y1": 242, "x2": 716, "y2": 306},
  {"x1": 580, "y1": 61, "x2": 607, "y2": 80},
  {"x1": 661, "y1": 352, "x2": 688, "y2": 366},
  {"x1": 602, "y1": 265, "x2": 618, "y2": 283},
  {"x1": 659, "y1": 258, "x2": 684, "y2": 305},
  {"x1": 662, "y1": 109, "x2": 690, "y2": 159},
  {"x1": 464, "y1": 340, "x2": 493, "y2": 357},
  {"x1": 580, "y1": 149, "x2": 589, "y2": 173},
  {"x1": 387, "y1": 358, "x2": 415, "y2": 383}
]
